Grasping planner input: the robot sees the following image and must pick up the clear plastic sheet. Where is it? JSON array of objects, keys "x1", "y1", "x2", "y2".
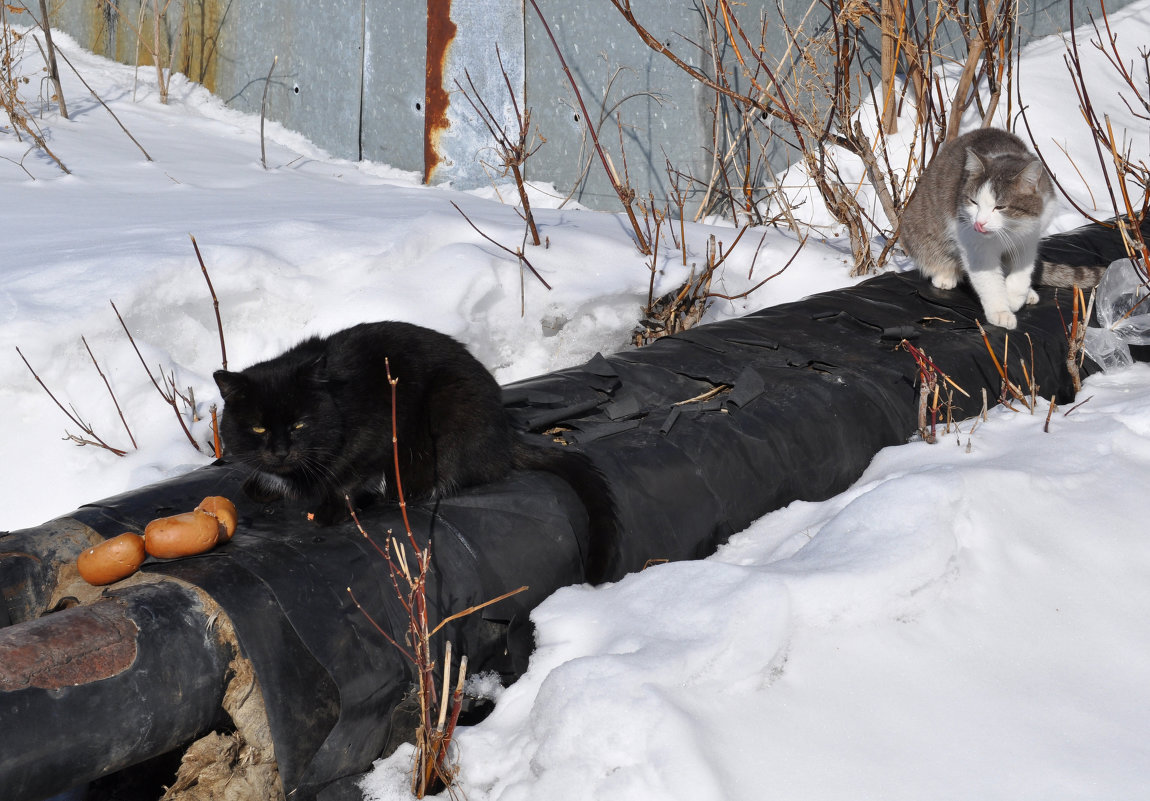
[{"x1": 1084, "y1": 258, "x2": 1150, "y2": 370}]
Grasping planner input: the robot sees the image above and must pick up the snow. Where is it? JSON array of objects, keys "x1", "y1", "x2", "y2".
[{"x1": 2, "y1": 4, "x2": 1148, "y2": 800}]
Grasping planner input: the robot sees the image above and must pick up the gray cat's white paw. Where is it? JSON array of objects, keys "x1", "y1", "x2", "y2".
[
  {"x1": 986, "y1": 310, "x2": 1018, "y2": 329},
  {"x1": 931, "y1": 275, "x2": 959, "y2": 290},
  {"x1": 1007, "y1": 289, "x2": 1038, "y2": 311}
]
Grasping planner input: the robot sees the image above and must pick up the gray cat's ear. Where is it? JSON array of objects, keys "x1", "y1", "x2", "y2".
[
  {"x1": 1016, "y1": 160, "x2": 1044, "y2": 190},
  {"x1": 964, "y1": 148, "x2": 986, "y2": 176},
  {"x1": 214, "y1": 370, "x2": 247, "y2": 400}
]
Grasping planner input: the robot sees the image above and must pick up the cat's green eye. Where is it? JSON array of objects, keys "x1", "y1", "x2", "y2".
[{"x1": 252, "y1": 426, "x2": 266, "y2": 435}]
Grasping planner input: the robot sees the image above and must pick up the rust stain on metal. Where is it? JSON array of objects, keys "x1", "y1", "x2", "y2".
[
  {"x1": 424, "y1": 0, "x2": 457, "y2": 183},
  {"x1": 0, "y1": 602, "x2": 138, "y2": 692}
]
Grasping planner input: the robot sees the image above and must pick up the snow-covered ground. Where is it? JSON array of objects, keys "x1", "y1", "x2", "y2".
[{"x1": 2, "y1": 4, "x2": 1148, "y2": 800}]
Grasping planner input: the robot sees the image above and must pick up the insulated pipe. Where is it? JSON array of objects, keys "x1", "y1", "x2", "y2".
[
  {"x1": 0, "y1": 517, "x2": 97, "y2": 626},
  {"x1": 0, "y1": 581, "x2": 232, "y2": 801}
]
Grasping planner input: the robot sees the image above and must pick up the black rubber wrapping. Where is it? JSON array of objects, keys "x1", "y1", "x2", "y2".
[
  {"x1": 1, "y1": 221, "x2": 1136, "y2": 800},
  {"x1": 56, "y1": 463, "x2": 588, "y2": 799}
]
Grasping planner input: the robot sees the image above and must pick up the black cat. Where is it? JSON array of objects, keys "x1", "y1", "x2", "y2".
[{"x1": 213, "y1": 321, "x2": 615, "y2": 580}]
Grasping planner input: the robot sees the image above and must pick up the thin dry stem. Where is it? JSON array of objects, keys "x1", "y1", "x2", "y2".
[
  {"x1": 976, "y1": 321, "x2": 1030, "y2": 410},
  {"x1": 81, "y1": 335, "x2": 137, "y2": 450},
  {"x1": 449, "y1": 200, "x2": 551, "y2": 290},
  {"x1": 111, "y1": 300, "x2": 202, "y2": 452},
  {"x1": 31, "y1": 0, "x2": 66, "y2": 118},
  {"x1": 529, "y1": 0, "x2": 650, "y2": 255},
  {"x1": 189, "y1": 234, "x2": 228, "y2": 369},
  {"x1": 430, "y1": 585, "x2": 529, "y2": 638},
  {"x1": 260, "y1": 55, "x2": 277, "y2": 170},
  {"x1": 51, "y1": 43, "x2": 152, "y2": 161},
  {"x1": 16, "y1": 346, "x2": 128, "y2": 456}
]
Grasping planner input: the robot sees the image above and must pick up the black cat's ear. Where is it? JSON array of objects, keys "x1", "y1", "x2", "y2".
[
  {"x1": 302, "y1": 353, "x2": 331, "y2": 384},
  {"x1": 214, "y1": 370, "x2": 247, "y2": 400}
]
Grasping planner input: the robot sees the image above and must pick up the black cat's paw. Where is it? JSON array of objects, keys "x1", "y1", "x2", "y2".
[
  {"x1": 312, "y1": 496, "x2": 352, "y2": 526},
  {"x1": 243, "y1": 473, "x2": 286, "y2": 504}
]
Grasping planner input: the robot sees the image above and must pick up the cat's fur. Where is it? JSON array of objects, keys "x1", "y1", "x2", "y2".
[
  {"x1": 214, "y1": 321, "x2": 615, "y2": 580},
  {"x1": 900, "y1": 128, "x2": 1077, "y2": 330}
]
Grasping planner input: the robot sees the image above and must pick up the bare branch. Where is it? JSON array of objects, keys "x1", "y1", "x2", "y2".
[
  {"x1": 527, "y1": 0, "x2": 651, "y2": 255},
  {"x1": 189, "y1": 234, "x2": 228, "y2": 370},
  {"x1": 449, "y1": 201, "x2": 552, "y2": 291},
  {"x1": 111, "y1": 301, "x2": 203, "y2": 453},
  {"x1": 16, "y1": 346, "x2": 128, "y2": 456},
  {"x1": 81, "y1": 336, "x2": 138, "y2": 450}
]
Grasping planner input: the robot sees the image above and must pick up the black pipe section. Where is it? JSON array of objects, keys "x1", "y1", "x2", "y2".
[
  {"x1": 0, "y1": 518, "x2": 97, "y2": 626},
  {"x1": 0, "y1": 581, "x2": 232, "y2": 801}
]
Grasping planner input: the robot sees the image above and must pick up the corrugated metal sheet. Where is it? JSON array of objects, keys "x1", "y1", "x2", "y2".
[{"x1": 21, "y1": 0, "x2": 1139, "y2": 209}]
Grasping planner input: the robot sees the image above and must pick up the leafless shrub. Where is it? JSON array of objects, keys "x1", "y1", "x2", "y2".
[
  {"x1": 633, "y1": 224, "x2": 805, "y2": 346},
  {"x1": 16, "y1": 344, "x2": 133, "y2": 456},
  {"x1": 456, "y1": 45, "x2": 545, "y2": 247},
  {"x1": 18, "y1": 237, "x2": 230, "y2": 458},
  {"x1": 1, "y1": 7, "x2": 69, "y2": 174},
  {"x1": 348, "y1": 361, "x2": 527, "y2": 798},
  {"x1": 1022, "y1": 0, "x2": 1149, "y2": 266},
  {"x1": 611, "y1": 0, "x2": 1020, "y2": 275},
  {"x1": 899, "y1": 340, "x2": 969, "y2": 443}
]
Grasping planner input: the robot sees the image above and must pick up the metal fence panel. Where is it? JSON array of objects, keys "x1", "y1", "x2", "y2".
[{"x1": 19, "y1": 1, "x2": 1140, "y2": 210}]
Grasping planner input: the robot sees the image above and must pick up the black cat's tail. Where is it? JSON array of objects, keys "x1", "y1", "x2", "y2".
[{"x1": 511, "y1": 437, "x2": 617, "y2": 584}]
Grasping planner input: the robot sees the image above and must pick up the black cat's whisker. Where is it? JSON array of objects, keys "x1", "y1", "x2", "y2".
[{"x1": 297, "y1": 451, "x2": 341, "y2": 482}]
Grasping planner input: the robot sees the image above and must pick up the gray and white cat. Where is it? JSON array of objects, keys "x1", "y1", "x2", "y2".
[{"x1": 901, "y1": 128, "x2": 1096, "y2": 329}]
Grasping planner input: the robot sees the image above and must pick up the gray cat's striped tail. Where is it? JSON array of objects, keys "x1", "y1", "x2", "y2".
[
  {"x1": 1035, "y1": 216, "x2": 1150, "y2": 288},
  {"x1": 1035, "y1": 260, "x2": 1108, "y2": 288}
]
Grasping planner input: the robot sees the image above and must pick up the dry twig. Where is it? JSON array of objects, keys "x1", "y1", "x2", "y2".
[
  {"x1": 16, "y1": 346, "x2": 129, "y2": 456},
  {"x1": 189, "y1": 234, "x2": 228, "y2": 369},
  {"x1": 111, "y1": 301, "x2": 203, "y2": 453},
  {"x1": 450, "y1": 200, "x2": 551, "y2": 291},
  {"x1": 528, "y1": 0, "x2": 650, "y2": 255},
  {"x1": 456, "y1": 46, "x2": 543, "y2": 247}
]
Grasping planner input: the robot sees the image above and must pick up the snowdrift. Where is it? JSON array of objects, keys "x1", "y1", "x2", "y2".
[{"x1": 0, "y1": 221, "x2": 1140, "y2": 801}]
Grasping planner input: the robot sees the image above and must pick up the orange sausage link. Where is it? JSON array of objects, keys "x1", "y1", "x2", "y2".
[
  {"x1": 144, "y1": 511, "x2": 221, "y2": 559},
  {"x1": 77, "y1": 532, "x2": 146, "y2": 586},
  {"x1": 195, "y1": 496, "x2": 238, "y2": 541}
]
